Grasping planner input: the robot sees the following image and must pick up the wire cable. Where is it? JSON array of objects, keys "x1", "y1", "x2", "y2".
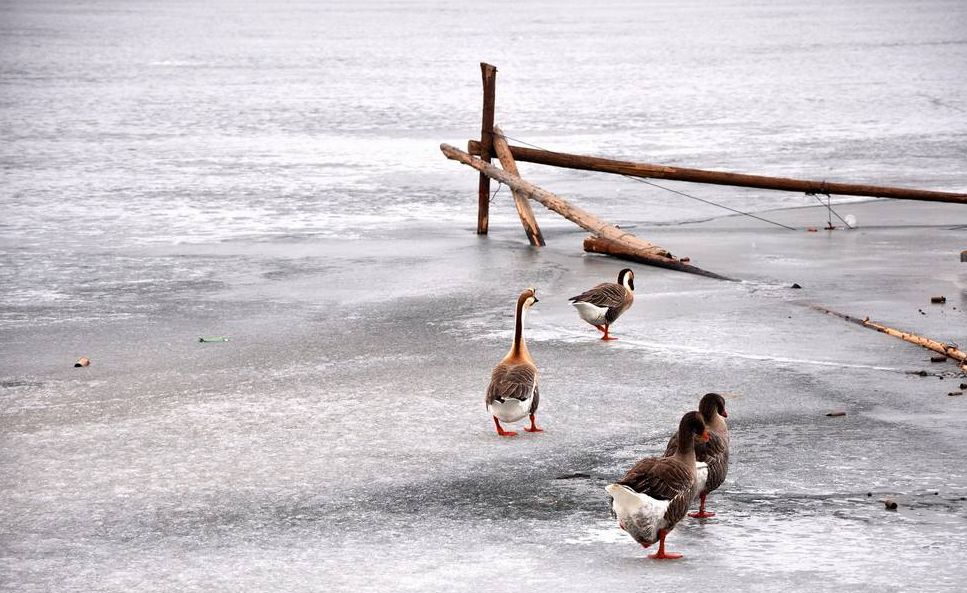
[
  {"x1": 493, "y1": 131, "x2": 798, "y2": 231},
  {"x1": 807, "y1": 191, "x2": 853, "y2": 229}
]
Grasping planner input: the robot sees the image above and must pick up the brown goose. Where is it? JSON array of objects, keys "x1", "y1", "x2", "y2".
[
  {"x1": 665, "y1": 393, "x2": 730, "y2": 518},
  {"x1": 485, "y1": 288, "x2": 542, "y2": 437},
  {"x1": 606, "y1": 411, "x2": 709, "y2": 559},
  {"x1": 568, "y1": 268, "x2": 635, "y2": 340}
]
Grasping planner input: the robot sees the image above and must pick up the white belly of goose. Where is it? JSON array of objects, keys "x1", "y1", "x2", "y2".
[
  {"x1": 571, "y1": 301, "x2": 609, "y2": 326},
  {"x1": 694, "y1": 461, "x2": 709, "y2": 499},
  {"x1": 605, "y1": 484, "x2": 671, "y2": 546},
  {"x1": 487, "y1": 393, "x2": 532, "y2": 423}
]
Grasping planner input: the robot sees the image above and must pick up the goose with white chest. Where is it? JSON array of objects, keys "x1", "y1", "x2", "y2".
[
  {"x1": 568, "y1": 268, "x2": 635, "y2": 341},
  {"x1": 606, "y1": 411, "x2": 709, "y2": 559},
  {"x1": 485, "y1": 288, "x2": 543, "y2": 437}
]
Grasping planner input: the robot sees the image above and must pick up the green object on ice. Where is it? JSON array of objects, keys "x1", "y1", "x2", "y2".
[{"x1": 198, "y1": 336, "x2": 230, "y2": 343}]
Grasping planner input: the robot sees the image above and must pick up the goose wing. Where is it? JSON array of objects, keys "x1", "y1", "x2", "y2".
[
  {"x1": 529, "y1": 383, "x2": 540, "y2": 414},
  {"x1": 485, "y1": 360, "x2": 537, "y2": 406},
  {"x1": 692, "y1": 430, "x2": 726, "y2": 462},
  {"x1": 618, "y1": 456, "x2": 693, "y2": 501},
  {"x1": 698, "y1": 431, "x2": 729, "y2": 493},
  {"x1": 568, "y1": 282, "x2": 626, "y2": 308}
]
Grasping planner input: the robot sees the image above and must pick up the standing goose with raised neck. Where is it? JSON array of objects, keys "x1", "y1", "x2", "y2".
[
  {"x1": 606, "y1": 412, "x2": 709, "y2": 559},
  {"x1": 568, "y1": 268, "x2": 635, "y2": 341},
  {"x1": 664, "y1": 393, "x2": 730, "y2": 518},
  {"x1": 485, "y1": 288, "x2": 543, "y2": 437}
]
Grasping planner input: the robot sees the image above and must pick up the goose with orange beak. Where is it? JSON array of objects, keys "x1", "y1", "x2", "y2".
[
  {"x1": 606, "y1": 411, "x2": 710, "y2": 559},
  {"x1": 664, "y1": 393, "x2": 730, "y2": 518}
]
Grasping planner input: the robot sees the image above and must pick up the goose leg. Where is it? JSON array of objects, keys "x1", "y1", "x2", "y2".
[
  {"x1": 493, "y1": 417, "x2": 518, "y2": 437},
  {"x1": 688, "y1": 493, "x2": 716, "y2": 519},
  {"x1": 600, "y1": 324, "x2": 617, "y2": 341},
  {"x1": 647, "y1": 529, "x2": 683, "y2": 560},
  {"x1": 523, "y1": 413, "x2": 543, "y2": 433}
]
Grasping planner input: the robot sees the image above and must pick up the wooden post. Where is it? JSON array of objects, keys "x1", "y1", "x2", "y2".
[
  {"x1": 468, "y1": 142, "x2": 967, "y2": 205},
  {"x1": 492, "y1": 125, "x2": 545, "y2": 246},
  {"x1": 440, "y1": 143, "x2": 733, "y2": 280},
  {"x1": 812, "y1": 305, "x2": 967, "y2": 364},
  {"x1": 477, "y1": 63, "x2": 497, "y2": 234}
]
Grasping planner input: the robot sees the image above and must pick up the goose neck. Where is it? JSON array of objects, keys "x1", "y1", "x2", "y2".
[
  {"x1": 674, "y1": 431, "x2": 696, "y2": 463},
  {"x1": 510, "y1": 300, "x2": 529, "y2": 359}
]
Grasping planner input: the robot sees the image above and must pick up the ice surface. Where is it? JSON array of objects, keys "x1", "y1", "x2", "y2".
[
  {"x1": 2, "y1": 0, "x2": 967, "y2": 591},
  {"x1": 3, "y1": 202, "x2": 967, "y2": 592}
]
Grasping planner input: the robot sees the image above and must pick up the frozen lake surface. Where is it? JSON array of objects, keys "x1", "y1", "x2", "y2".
[{"x1": 2, "y1": 1, "x2": 967, "y2": 591}]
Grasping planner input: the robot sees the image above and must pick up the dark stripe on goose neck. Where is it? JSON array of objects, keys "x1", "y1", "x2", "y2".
[{"x1": 512, "y1": 296, "x2": 527, "y2": 357}]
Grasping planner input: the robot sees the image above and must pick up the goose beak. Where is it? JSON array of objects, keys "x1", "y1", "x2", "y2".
[
  {"x1": 721, "y1": 410, "x2": 728, "y2": 418},
  {"x1": 701, "y1": 431, "x2": 710, "y2": 442}
]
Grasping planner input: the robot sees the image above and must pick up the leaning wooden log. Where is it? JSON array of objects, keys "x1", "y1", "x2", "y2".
[
  {"x1": 440, "y1": 143, "x2": 732, "y2": 280},
  {"x1": 812, "y1": 305, "x2": 967, "y2": 368},
  {"x1": 468, "y1": 141, "x2": 967, "y2": 205},
  {"x1": 492, "y1": 125, "x2": 545, "y2": 247},
  {"x1": 583, "y1": 235, "x2": 733, "y2": 281}
]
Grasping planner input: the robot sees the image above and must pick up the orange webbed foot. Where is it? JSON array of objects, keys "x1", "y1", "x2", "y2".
[
  {"x1": 648, "y1": 551, "x2": 683, "y2": 560},
  {"x1": 688, "y1": 510, "x2": 716, "y2": 519}
]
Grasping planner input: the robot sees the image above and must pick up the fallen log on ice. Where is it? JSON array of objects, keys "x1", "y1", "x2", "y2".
[
  {"x1": 582, "y1": 235, "x2": 733, "y2": 281},
  {"x1": 440, "y1": 143, "x2": 733, "y2": 280},
  {"x1": 812, "y1": 305, "x2": 967, "y2": 372}
]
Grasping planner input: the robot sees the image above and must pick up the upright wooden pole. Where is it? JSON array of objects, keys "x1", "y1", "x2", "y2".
[
  {"x1": 492, "y1": 125, "x2": 545, "y2": 246},
  {"x1": 468, "y1": 142, "x2": 967, "y2": 205},
  {"x1": 477, "y1": 63, "x2": 497, "y2": 234},
  {"x1": 441, "y1": 143, "x2": 733, "y2": 280}
]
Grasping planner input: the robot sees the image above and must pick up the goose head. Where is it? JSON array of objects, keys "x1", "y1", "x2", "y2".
[
  {"x1": 699, "y1": 392, "x2": 728, "y2": 421},
  {"x1": 517, "y1": 287, "x2": 539, "y2": 310},
  {"x1": 680, "y1": 410, "x2": 710, "y2": 444},
  {"x1": 617, "y1": 268, "x2": 635, "y2": 292}
]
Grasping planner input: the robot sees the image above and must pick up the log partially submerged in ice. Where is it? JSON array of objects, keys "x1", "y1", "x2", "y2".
[
  {"x1": 440, "y1": 143, "x2": 732, "y2": 280},
  {"x1": 812, "y1": 305, "x2": 967, "y2": 371},
  {"x1": 582, "y1": 235, "x2": 734, "y2": 281}
]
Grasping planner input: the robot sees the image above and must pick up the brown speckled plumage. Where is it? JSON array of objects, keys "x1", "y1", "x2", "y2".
[
  {"x1": 611, "y1": 411, "x2": 707, "y2": 545},
  {"x1": 665, "y1": 393, "x2": 730, "y2": 498},
  {"x1": 485, "y1": 361, "x2": 539, "y2": 412},
  {"x1": 568, "y1": 268, "x2": 635, "y2": 327},
  {"x1": 618, "y1": 455, "x2": 697, "y2": 535}
]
